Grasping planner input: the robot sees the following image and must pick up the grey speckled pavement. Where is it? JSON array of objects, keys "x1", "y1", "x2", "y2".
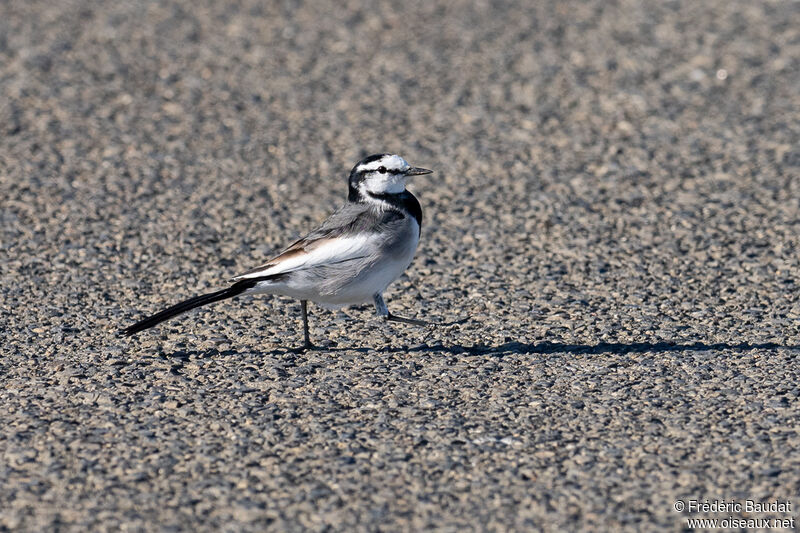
[{"x1": 2, "y1": 0, "x2": 799, "y2": 531}]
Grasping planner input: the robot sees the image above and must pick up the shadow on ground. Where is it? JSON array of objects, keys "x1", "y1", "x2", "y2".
[
  {"x1": 158, "y1": 340, "x2": 800, "y2": 361},
  {"x1": 418, "y1": 340, "x2": 800, "y2": 356}
]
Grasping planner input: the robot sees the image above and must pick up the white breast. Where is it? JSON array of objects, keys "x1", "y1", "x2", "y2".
[{"x1": 321, "y1": 216, "x2": 419, "y2": 305}]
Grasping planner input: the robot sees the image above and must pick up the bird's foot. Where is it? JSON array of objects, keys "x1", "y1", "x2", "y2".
[
  {"x1": 384, "y1": 314, "x2": 469, "y2": 327},
  {"x1": 385, "y1": 313, "x2": 438, "y2": 327},
  {"x1": 288, "y1": 341, "x2": 317, "y2": 353}
]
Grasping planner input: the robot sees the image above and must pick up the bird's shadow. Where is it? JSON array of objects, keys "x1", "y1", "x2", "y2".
[
  {"x1": 414, "y1": 340, "x2": 799, "y2": 356},
  {"x1": 162, "y1": 339, "x2": 800, "y2": 361},
  {"x1": 354, "y1": 340, "x2": 799, "y2": 356}
]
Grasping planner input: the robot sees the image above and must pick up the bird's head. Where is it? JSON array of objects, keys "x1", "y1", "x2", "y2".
[{"x1": 348, "y1": 154, "x2": 432, "y2": 201}]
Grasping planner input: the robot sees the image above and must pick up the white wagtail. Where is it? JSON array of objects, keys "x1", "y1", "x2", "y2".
[{"x1": 123, "y1": 154, "x2": 434, "y2": 349}]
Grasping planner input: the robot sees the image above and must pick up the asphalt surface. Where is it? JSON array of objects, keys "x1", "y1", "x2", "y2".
[{"x1": 2, "y1": 0, "x2": 799, "y2": 531}]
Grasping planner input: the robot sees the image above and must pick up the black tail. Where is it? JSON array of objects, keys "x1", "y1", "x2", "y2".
[{"x1": 122, "y1": 279, "x2": 258, "y2": 336}]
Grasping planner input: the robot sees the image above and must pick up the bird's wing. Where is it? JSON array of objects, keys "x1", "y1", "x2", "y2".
[{"x1": 231, "y1": 203, "x2": 388, "y2": 281}]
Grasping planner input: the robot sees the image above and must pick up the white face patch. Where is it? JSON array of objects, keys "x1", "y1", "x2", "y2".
[
  {"x1": 362, "y1": 173, "x2": 406, "y2": 195},
  {"x1": 357, "y1": 154, "x2": 409, "y2": 195}
]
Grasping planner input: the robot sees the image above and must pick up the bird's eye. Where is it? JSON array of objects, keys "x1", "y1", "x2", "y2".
[{"x1": 377, "y1": 166, "x2": 387, "y2": 174}]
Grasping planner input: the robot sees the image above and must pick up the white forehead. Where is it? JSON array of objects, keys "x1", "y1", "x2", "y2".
[{"x1": 358, "y1": 154, "x2": 409, "y2": 173}]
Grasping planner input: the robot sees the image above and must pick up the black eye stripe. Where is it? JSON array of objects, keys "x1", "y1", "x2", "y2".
[{"x1": 357, "y1": 165, "x2": 403, "y2": 175}]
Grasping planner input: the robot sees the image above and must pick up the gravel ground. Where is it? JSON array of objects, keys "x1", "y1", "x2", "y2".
[{"x1": 2, "y1": 0, "x2": 799, "y2": 531}]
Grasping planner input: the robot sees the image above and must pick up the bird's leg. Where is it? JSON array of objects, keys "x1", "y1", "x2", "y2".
[
  {"x1": 300, "y1": 299, "x2": 315, "y2": 350},
  {"x1": 373, "y1": 293, "x2": 389, "y2": 317},
  {"x1": 373, "y1": 293, "x2": 438, "y2": 327}
]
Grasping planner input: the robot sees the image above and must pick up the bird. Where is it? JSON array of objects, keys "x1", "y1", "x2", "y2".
[{"x1": 122, "y1": 153, "x2": 435, "y2": 349}]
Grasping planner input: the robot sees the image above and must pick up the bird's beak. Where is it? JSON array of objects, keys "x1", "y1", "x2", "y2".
[{"x1": 405, "y1": 167, "x2": 433, "y2": 176}]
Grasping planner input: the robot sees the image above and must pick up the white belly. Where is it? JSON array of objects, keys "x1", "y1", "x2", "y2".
[{"x1": 253, "y1": 218, "x2": 420, "y2": 307}]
